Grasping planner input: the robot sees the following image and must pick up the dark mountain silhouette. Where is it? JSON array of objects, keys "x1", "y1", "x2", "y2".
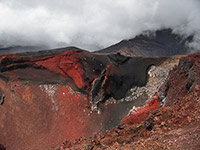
[
  {"x1": 0, "y1": 45, "x2": 46, "y2": 55},
  {"x1": 0, "y1": 29, "x2": 193, "y2": 57},
  {"x1": 96, "y1": 29, "x2": 192, "y2": 57}
]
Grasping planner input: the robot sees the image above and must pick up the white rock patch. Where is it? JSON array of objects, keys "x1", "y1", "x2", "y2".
[{"x1": 40, "y1": 84, "x2": 58, "y2": 111}]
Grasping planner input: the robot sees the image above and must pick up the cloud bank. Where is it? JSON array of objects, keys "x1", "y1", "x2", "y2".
[{"x1": 0, "y1": 0, "x2": 200, "y2": 51}]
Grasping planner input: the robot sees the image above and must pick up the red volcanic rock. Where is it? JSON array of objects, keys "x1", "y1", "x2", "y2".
[
  {"x1": 0, "y1": 49, "x2": 164, "y2": 149},
  {"x1": 122, "y1": 53, "x2": 200, "y2": 126},
  {"x1": 34, "y1": 51, "x2": 86, "y2": 90},
  {"x1": 122, "y1": 97, "x2": 160, "y2": 125},
  {"x1": 59, "y1": 53, "x2": 200, "y2": 150},
  {"x1": 0, "y1": 50, "x2": 199, "y2": 150},
  {"x1": 0, "y1": 80, "x2": 101, "y2": 149},
  {"x1": 158, "y1": 53, "x2": 200, "y2": 106}
]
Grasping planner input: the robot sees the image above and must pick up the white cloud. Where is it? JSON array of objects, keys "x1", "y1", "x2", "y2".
[{"x1": 0, "y1": 0, "x2": 200, "y2": 51}]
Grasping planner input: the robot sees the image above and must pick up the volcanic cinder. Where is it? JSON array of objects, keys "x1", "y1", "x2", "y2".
[
  {"x1": 0, "y1": 47, "x2": 165, "y2": 149},
  {"x1": 0, "y1": 29, "x2": 199, "y2": 150}
]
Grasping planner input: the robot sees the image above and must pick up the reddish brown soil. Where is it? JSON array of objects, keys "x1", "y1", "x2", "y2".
[
  {"x1": 58, "y1": 53, "x2": 200, "y2": 150},
  {"x1": 0, "y1": 51, "x2": 199, "y2": 150},
  {"x1": 58, "y1": 86, "x2": 200, "y2": 150},
  {"x1": 0, "y1": 49, "x2": 164, "y2": 150},
  {"x1": 121, "y1": 98, "x2": 160, "y2": 125}
]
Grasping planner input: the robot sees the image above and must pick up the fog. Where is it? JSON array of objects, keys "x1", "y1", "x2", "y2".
[{"x1": 0, "y1": 0, "x2": 200, "y2": 51}]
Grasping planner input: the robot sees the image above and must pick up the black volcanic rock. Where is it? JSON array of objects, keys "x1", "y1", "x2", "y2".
[
  {"x1": 59, "y1": 54, "x2": 200, "y2": 150},
  {"x1": 0, "y1": 29, "x2": 198, "y2": 150},
  {"x1": 0, "y1": 49, "x2": 165, "y2": 149},
  {"x1": 0, "y1": 144, "x2": 6, "y2": 150}
]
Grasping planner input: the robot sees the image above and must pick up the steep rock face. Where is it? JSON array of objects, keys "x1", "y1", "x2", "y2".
[
  {"x1": 58, "y1": 53, "x2": 200, "y2": 150},
  {"x1": 122, "y1": 53, "x2": 200, "y2": 126},
  {"x1": 0, "y1": 49, "x2": 164, "y2": 150},
  {"x1": 158, "y1": 53, "x2": 200, "y2": 106},
  {"x1": 0, "y1": 50, "x2": 163, "y2": 103}
]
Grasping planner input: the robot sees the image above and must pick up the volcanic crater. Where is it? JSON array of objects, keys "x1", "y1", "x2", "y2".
[{"x1": 0, "y1": 29, "x2": 199, "y2": 150}]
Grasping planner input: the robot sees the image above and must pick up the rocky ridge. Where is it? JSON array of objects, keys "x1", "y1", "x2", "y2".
[
  {"x1": 58, "y1": 53, "x2": 200, "y2": 150},
  {"x1": 0, "y1": 49, "x2": 165, "y2": 150},
  {"x1": 0, "y1": 29, "x2": 199, "y2": 149}
]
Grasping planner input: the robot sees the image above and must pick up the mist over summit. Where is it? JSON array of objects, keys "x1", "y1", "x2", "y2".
[
  {"x1": 0, "y1": 1, "x2": 200, "y2": 149},
  {"x1": 0, "y1": 0, "x2": 200, "y2": 52}
]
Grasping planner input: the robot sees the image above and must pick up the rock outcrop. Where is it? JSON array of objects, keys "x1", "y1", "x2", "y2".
[
  {"x1": 0, "y1": 39, "x2": 199, "y2": 149},
  {"x1": 0, "y1": 49, "x2": 164, "y2": 149},
  {"x1": 159, "y1": 53, "x2": 200, "y2": 106},
  {"x1": 58, "y1": 53, "x2": 200, "y2": 150}
]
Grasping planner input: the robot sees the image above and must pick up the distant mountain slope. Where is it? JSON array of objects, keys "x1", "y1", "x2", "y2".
[
  {"x1": 96, "y1": 29, "x2": 191, "y2": 57},
  {"x1": 0, "y1": 29, "x2": 193, "y2": 57},
  {"x1": 0, "y1": 44, "x2": 86, "y2": 56},
  {"x1": 0, "y1": 45, "x2": 45, "y2": 55}
]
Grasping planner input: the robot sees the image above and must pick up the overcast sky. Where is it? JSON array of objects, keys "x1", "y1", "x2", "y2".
[{"x1": 0, "y1": 0, "x2": 200, "y2": 51}]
